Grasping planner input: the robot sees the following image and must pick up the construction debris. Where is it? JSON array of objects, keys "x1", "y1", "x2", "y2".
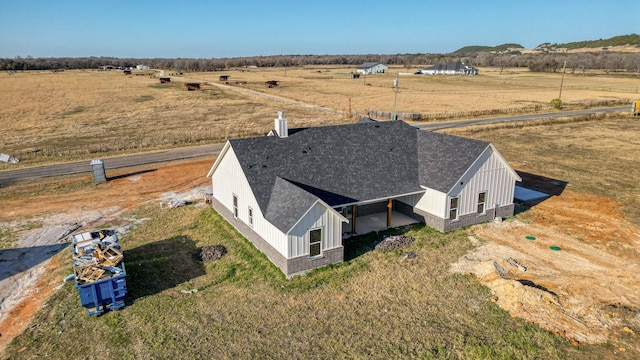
[
  {"x1": 0, "y1": 153, "x2": 19, "y2": 163},
  {"x1": 374, "y1": 235, "x2": 415, "y2": 251},
  {"x1": 71, "y1": 229, "x2": 127, "y2": 315},
  {"x1": 195, "y1": 245, "x2": 228, "y2": 262},
  {"x1": 72, "y1": 230, "x2": 124, "y2": 284}
]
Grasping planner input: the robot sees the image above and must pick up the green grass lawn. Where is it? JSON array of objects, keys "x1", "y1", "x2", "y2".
[{"x1": 5, "y1": 204, "x2": 587, "y2": 360}]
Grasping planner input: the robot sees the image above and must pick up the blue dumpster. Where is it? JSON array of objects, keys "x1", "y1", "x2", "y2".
[{"x1": 72, "y1": 229, "x2": 127, "y2": 316}]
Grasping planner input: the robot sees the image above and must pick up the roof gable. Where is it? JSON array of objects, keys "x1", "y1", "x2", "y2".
[
  {"x1": 417, "y1": 131, "x2": 490, "y2": 193},
  {"x1": 264, "y1": 177, "x2": 321, "y2": 233}
]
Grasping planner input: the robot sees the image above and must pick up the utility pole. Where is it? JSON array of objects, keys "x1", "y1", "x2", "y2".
[
  {"x1": 559, "y1": 58, "x2": 567, "y2": 100},
  {"x1": 392, "y1": 73, "x2": 399, "y2": 120}
]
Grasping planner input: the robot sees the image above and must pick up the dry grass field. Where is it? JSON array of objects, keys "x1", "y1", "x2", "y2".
[
  {"x1": 191, "y1": 65, "x2": 638, "y2": 117},
  {"x1": 1, "y1": 67, "x2": 638, "y2": 168},
  {"x1": 0, "y1": 70, "x2": 345, "y2": 167}
]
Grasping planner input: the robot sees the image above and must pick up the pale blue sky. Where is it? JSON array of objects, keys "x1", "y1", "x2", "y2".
[{"x1": 0, "y1": 0, "x2": 637, "y2": 58}]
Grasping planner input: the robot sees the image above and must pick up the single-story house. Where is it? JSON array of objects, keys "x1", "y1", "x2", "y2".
[
  {"x1": 418, "y1": 62, "x2": 478, "y2": 75},
  {"x1": 207, "y1": 112, "x2": 520, "y2": 278},
  {"x1": 356, "y1": 62, "x2": 389, "y2": 75}
]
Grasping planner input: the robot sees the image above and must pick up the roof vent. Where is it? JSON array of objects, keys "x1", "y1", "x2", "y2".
[{"x1": 274, "y1": 111, "x2": 288, "y2": 138}]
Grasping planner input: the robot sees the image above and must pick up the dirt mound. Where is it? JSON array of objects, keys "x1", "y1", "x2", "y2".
[
  {"x1": 374, "y1": 235, "x2": 415, "y2": 251},
  {"x1": 195, "y1": 245, "x2": 227, "y2": 262},
  {"x1": 453, "y1": 189, "x2": 640, "y2": 345}
]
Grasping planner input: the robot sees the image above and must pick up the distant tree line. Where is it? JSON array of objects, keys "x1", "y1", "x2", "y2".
[
  {"x1": 1, "y1": 51, "x2": 639, "y2": 76},
  {"x1": 546, "y1": 34, "x2": 640, "y2": 50}
]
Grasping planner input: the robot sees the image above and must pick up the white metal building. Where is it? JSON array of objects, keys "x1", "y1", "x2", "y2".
[{"x1": 356, "y1": 62, "x2": 389, "y2": 75}]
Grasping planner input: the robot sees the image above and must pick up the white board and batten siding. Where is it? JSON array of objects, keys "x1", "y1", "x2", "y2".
[
  {"x1": 288, "y1": 202, "x2": 343, "y2": 258},
  {"x1": 448, "y1": 147, "x2": 517, "y2": 216},
  {"x1": 210, "y1": 146, "x2": 288, "y2": 256}
]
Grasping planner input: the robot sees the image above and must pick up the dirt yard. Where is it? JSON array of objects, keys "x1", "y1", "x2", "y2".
[{"x1": 453, "y1": 188, "x2": 640, "y2": 348}]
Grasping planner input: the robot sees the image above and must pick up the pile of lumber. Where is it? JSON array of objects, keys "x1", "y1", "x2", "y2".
[{"x1": 72, "y1": 230, "x2": 124, "y2": 285}]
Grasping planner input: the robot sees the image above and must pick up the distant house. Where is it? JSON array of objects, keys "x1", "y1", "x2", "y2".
[
  {"x1": 418, "y1": 62, "x2": 478, "y2": 75},
  {"x1": 136, "y1": 65, "x2": 150, "y2": 70},
  {"x1": 207, "y1": 112, "x2": 521, "y2": 278},
  {"x1": 356, "y1": 62, "x2": 389, "y2": 75}
]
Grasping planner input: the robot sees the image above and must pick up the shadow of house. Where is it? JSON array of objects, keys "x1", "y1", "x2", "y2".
[
  {"x1": 124, "y1": 235, "x2": 205, "y2": 302},
  {"x1": 516, "y1": 170, "x2": 568, "y2": 207},
  {"x1": 0, "y1": 243, "x2": 70, "y2": 282}
]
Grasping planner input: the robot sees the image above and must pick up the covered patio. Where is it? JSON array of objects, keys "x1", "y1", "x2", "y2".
[{"x1": 339, "y1": 199, "x2": 421, "y2": 238}]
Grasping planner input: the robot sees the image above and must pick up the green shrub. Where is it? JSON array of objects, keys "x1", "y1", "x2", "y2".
[{"x1": 551, "y1": 98, "x2": 563, "y2": 109}]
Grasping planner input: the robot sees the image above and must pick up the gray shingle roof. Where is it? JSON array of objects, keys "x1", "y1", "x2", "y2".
[
  {"x1": 228, "y1": 120, "x2": 490, "y2": 233},
  {"x1": 417, "y1": 131, "x2": 490, "y2": 193},
  {"x1": 264, "y1": 177, "x2": 320, "y2": 233},
  {"x1": 356, "y1": 62, "x2": 383, "y2": 69}
]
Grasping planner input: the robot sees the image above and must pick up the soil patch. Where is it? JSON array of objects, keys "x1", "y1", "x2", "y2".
[{"x1": 453, "y1": 189, "x2": 640, "y2": 346}]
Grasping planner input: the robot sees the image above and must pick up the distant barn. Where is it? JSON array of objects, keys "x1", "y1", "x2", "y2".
[
  {"x1": 356, "y1": 62, "x2": 388, "y2": 75},
  {"x1": 265, "y1": 80, "x2": 279, "y2": 88}
]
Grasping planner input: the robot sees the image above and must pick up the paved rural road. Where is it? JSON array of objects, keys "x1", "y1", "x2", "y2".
[
  {"x1": 0, "y1": 106, "x2": 629, "y2": 185},
  {"x1": 416, "y1": 105, "x2": 630, "y2": 130},
  {"x1": 0, "y1": 144, "x2": 224, "y2": 186}
]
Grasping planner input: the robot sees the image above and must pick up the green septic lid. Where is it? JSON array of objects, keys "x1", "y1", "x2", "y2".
[
  {"x1": 550, "y1": 246, "x2": 561, "y2": 251},
  {"x1": 526, "y1": 236, "x2": 536, "y2": 241}
]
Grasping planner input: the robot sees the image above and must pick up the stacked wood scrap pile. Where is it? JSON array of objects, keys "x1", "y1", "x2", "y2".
[{"x1": 72, "y1": 230, "x2": 124, "y2": 285}]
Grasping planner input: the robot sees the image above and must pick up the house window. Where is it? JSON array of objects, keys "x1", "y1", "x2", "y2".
[
  {"x1": 233, "y1": 194, "x2": 238, "y2": 218},
  {"x1": 449, "y1": 197, "x2": 459, "y2": 220},
  {"x1": 248, "y1": 207, "x2": 253, "y2": 227},
  {"x1": 309, "y1": 228, "x2": 322, "y2": 257},
  {"x1": 477, "y1": 192, "x2": 487, "y2": 214}
]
